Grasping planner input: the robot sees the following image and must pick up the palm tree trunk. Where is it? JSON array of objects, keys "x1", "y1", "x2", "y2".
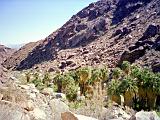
[
  {"x1": 147, "y1": 89, "x2": 157, "y2": 110},
  {"x1": 80, "y1": 83, "x2": 85, "y2": 96},
  {"x1": 124, "y1": 91, "x2": 134, "y2": 108},
  {"x1": 138, "y1": 86, "x2": 147, "y2": 109},
  {"x1": 111, "y1": 95, "x2": 121, "y2": 105}
]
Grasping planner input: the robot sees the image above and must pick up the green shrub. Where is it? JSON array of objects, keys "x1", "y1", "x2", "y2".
[
  {"x1": 65, "y1": 82, "x2": 79, "y2": 101},
  {"x1": 52, "y1": 84, "x2": 58, "y2": 92},
  {"x1": 36, "y1": 83, "x2": 46, "y2": 90},
  {"x1": 69, "y1": 101, "x2": 85, "y2": 110},
  {"x1": 53, "y1": 74, "x2": 64, "y2": 92},
  {"x1": 67, "y1": 71, "x2": 79, "y2": 83},
  {"x1": 62, "y1": 74, "x2": 75, "y2": 91},
  {"x1": 107, "y1": 80, "x2": 121, "y2": 96},
  {"x1": 42, "y1": 72, "x2": 51, "y2": 86}
]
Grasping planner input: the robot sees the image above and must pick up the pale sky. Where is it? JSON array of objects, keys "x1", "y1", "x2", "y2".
[{"x1": 0, "y1": 0, "x2": 97, "y2": 47}]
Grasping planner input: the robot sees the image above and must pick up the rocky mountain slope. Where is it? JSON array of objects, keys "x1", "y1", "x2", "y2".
[
  {"x1": 2, "y1": 40, "x2": 43, "y2": 69},
  {"x1": 3, "y1": 0, "x2": 160, "y2": 72},
  {"x1": 0, "y1": 44, "x2": 15, "y2": 82},
  {"x1": 0, "y1": 45, "x2": 15, "y2": 64}
]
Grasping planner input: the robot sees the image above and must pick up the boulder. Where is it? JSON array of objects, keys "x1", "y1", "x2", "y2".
[
  {"x1": 152, "y1": 63, "x2": 160, "y2": 72},
  {"x1": 101, "y1": 107, "x2": 131, "y2": 120},
  {"x1": 0, "y1": 101, "x2": 30, "y2": 120},
  {"x1": 61, "y1": 112, "x2": 78, "y2": 120},
  {"x1": 119, "y1": 47, "x2": 146, "y2": 64},
  {"x1": 24, "y1": 100, "x2": 34, "y2": 111},
  {"x1": 122, "y1": 27, "x2": 131, "y2": 36},
  {"x1": 75, "y1": 114, "x2": 98, "y2": 120},
  {"x1": 77, "y1": 95, "x2": 85, "y2": 101},
  {"x1": 88, "y1": 10, "x2": 99, "y2": 20},
  {"x1": 112, "y1": 29, "x2": 123, "y2": 37},
  {"x1": 61, "y1": 112, "x2": 98, "y2": 120},
  {"x1": 48, "y1": 67, "x2": 55, "y2": 72},
  {"x1": 59, "y1": 61, "x2": 67, "y2": 69},
  {"x1": 54, "y1": 93, "x2": 66, "y2": 100},
  {"x1": 139, "y1": 24, "x2": 160, "y2": 41},
  {"x1": 94, "y1": 18, "x2": 106, "y2": 32},
  {"x1": 49, "y1": 99, "x2": 69, "y2": 120},
  {"x1": 19, "y1": 84, "x2": 39, "y2": 93},
  {"x1": 41, "y1": 87, "x2": 54, "y2": 96},
  {"x1": 66, "y1": 60, "x2": 74, "y2": 66},
  {"x1": 76, "y1": 24, "x2": 87, "y2": 32},
  {"x1": 112, "y1": 27, "x2": 131, "y2": 38},
  {"x1": 29, "y1": 108, "x2": 46, "y2": 120},
  {"x1": 77, "y1": 10, "x2": 89, "y2": 18},
  {"x1": 144, "y1": 24, "x2": 160, "y2": 38},
  {"x1": 19, "y1": 100, "x2": 34, "y2": 112},
  {"x1": 129, "y1": 111, "x2": 160, "y2": 120}
]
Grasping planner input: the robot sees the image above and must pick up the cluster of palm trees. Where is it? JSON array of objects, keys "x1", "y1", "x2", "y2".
[
  {"x1": 23, "y1": 61, "x2": 160, "y2": 110},
  {"x1": 108, "y1": 61, "x2": 160, "y2": 110},
  {"x1": 23, "y1": 70, "x2": 52, "y2": 90},
  {"x1": 25, "y1": 66, "x2": 108, "y2": 101},
  {"x1": 53, "y1": 66, "x2": 108, "y2": 101}
]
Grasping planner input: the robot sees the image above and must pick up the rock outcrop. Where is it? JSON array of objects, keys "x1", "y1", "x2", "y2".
[
  {"x1": 0, "y1": 45, "x2": 15, "y2": 64},
  {"x1": 0, "y1": 101, "x2": 30, "y2": 120},
  {"x1": 0, "y1": 45, "x2": 15, "y2": 83},
  {"x1": 129, "y1": 111, "x2": 160, "y2": 120},
  {"x1": 61, "y1": 112, "x2": 98, "y2": 120}
]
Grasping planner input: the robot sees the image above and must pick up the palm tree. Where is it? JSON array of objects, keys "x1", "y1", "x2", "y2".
[
  {"x1": 142, "y1": 69, "x2": 157, "y2": 110},
  {"x1": 53, "y1": 74, "x2": 64, "y2": 92},
  {"x1": 76, "y1": 67, "x2": 92, "y2": 95},
  {"x1": 89, "y1": 68, "x2": 101, "y2": 85},
  {"x1": 130, "y1": 65, "x2": 147, "y2": 109},
  {"x1": 89, "y1": 68, "x2": 103, "y2": 98},
  {"x1": 120, "y1": 76, "x2": 138, "y2": 107},
  {"x1": 135, "y1": 68, "x2": 157, "y2": 110},
  {"x1": 107, "y1": 80, "x2": 121, "y2": 104},
  {"x1": 155, "y1": 73, "x2": 160, "y2": 94},
  {"x1": 42, "y1": 72, "x2": 51, "y2": 87},
  {"x1": 32, "y1": 72, "x2": 42, "y2": 87},
  {"x1": 25, "y1": 71, "x2": 31, "y2": 83},
  {"x1": 99, "y1": 66, "x2": 109, "y2": 82}
]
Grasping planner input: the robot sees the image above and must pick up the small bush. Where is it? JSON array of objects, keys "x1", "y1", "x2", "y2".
[
  {"x1": 65, "y1": 82, "x2": 79, "y2": 101},
  {"x1": 42, "y1": 72, "x2": 51, "y2": 86},
  {"x1": 69, "y1": 101, "x2": 85, "y2": 110}
]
